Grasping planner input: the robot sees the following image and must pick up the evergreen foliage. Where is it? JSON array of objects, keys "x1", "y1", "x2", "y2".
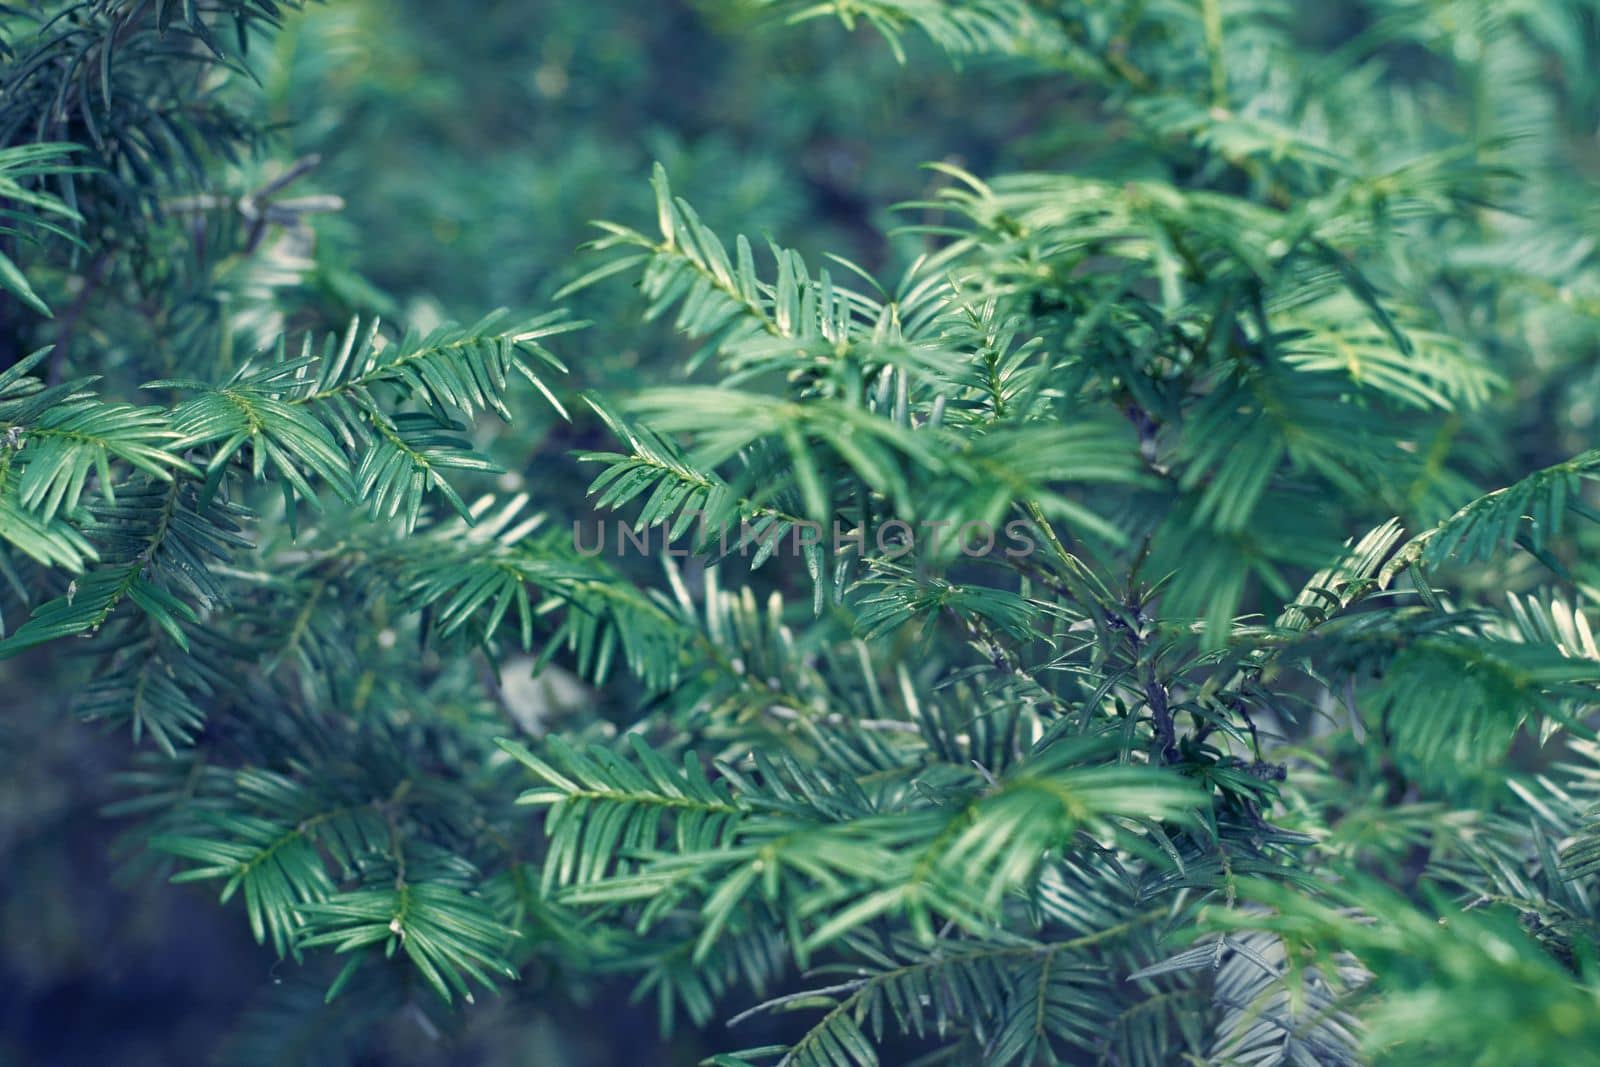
[{"x1": 3, "y1": 1, "x2": 1600, "y2": 1063}]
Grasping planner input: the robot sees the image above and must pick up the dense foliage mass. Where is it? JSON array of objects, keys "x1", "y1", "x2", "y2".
[{"x1": 3, "y1": 2, "x2": 1600, "y2": 1064}]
